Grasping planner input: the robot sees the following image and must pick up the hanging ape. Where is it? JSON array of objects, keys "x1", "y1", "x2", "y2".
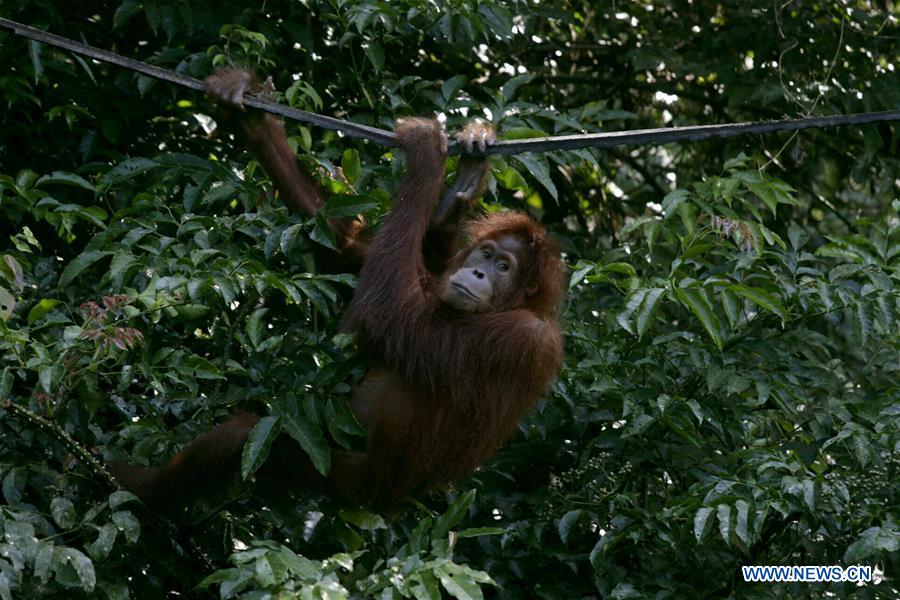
[{"x1": 109, "y1": 69, "x2": 565, "y2": 511}]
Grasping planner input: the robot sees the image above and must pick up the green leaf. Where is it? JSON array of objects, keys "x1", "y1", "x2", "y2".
[
  {"x1": 341, "y1": 149, "x2": 361, "y2": 184},
  {"x1": 747, "y1": 182, "x2": 779, "y2": 215},
  {"x1": 286, "y1": 79, "x2": 323, "y2": 111},
  {"x1": 50, "y1": 497, "x2": 77, "y2": 529},
  {"x1": 1, "y1": 255, "x2": 24, "y2": 290},
  {"x1": 275, "y1": 401, "x2": 331, "y2": 475},
  {"x1": 734, "y1": 500, "x2": 751, "y2": 546},
  {"x1": 456, "y1": 527, "x2": 505, "y2": 538},
  {"x1": 635, "y1": 288, "x2": 665, "y2": 338},
  {"x1": 716, "y1": 504, "x2": 731, "y2": 544},
  {"x1": 435, "y1": 565, "x2": 484, "y2": 600},
  {"x1": 616, "y1": 288, "x2": 666, "y2": 338},
  {"x1": 278, "y1": 545, "x2": 319, "y2": 580},
  {"x1": 108, "y1": 491, "x2": 138, "y2": 511},
  {"x1": 109, "y1": 252, "x2": 136, "y2": 289},
  {"x1": 174, "y1": 304, "x2": 210, "y2": 320},
  {"x1": 99, "y1": 157, "x2": 158, "y2": 187},
  {"x1": 442, "y1": 74, "x2": 468, "y2": 102},
  {"x1": 59, "y1": 251, "x2": 112, "y2": 287},
  {"x1": 0, "y1": 576, "x2": 11, "y2": 600},
  {"x1": 35, "y1": 171, "x2": 95, "y2": 191},
  {"x1": 296, "y1": 279, "x2": 330, "y2": 315},
  {"x1": 113, "y1": 0, "x2": 142, "y2": 29},
  {"x1": 212, "y1": 275, "x2": 235, "y2": 305},
  {"x1": 720, "y1": 288, "x2": 740, "y2": 329},
  {"x1": 4, "y1": 520, "x2": 37, "y2": 559},
  {"x1": 558, "y1": 509, "x2": 584, "y2": 544},
  {"x1": 326, "y1": 552, "x2": 353, "y2": 571},
  {"x1": 339, "y1": 509, "x2": 387, "y2": 530},
  {"x1": 202, "y1": 181, "x2": 239, "y2": 207},
  {"x1": 2, "y1": 467, "x2": 25, "y2": 503},
  {"x1": 15, "y1": 169, "x2": 39, "y2": 190},
  {"x1": 410, "y1": 570, "x2": 442, "y2": 600},
  {"x1": 844, "y1": 526, "x2": 900, "y2": 563},
  {"x1": 320, "y1": 194, "x2": 379, "y2": 219},
  {"x1": 661, "y1": 189, "x2": 690, "y2": 218},
  {"x1": 597, "y1": 262, "x2": 637, "y2": 276},
  {"x1": 311, "y1": 212, "x2": 338, "y2": 251},
  {"x1": 724, "y1": 154, "x2": 751, "y2": 170},
  {"x1": 500, "y1": 74, "x2": 534, "y2": 102},
  {"x1": 616, "y1": 288, "x2": 647, "y2": 335},
  {"x1": 111, "y1": 511, "x2": 140, "y2": 544},
  {"x1": 246, "y1": 308, "x2": 269, "y2": 350},
  {"x1": 568, "y1": 261, "x2": 594, "y2": 288},
  {"x1": 39, "y1": 364, "x2": 59, "y2": 394},
  {"x1": 197, "y1": 568, "x2": 248, "y2": 592},
  {"x1": 815, "y1": 243, "x2": 864, "y2": 262},
  {"x1": 325, "y1": 398, "x2": 367, "y2": 449},
  {"x1": 29, "y1": 40, "x2": 43, "y2": 84},
  {"x1": 0, "y1": 286, "x2": 14, "y2": 321},
  {"x1": 34, "y1": 543, "x2": 53, "y2": 581},
  {"x1": 0, "y1": 369, "x2": 12, "y2": 399},
  {"x1": 253, "y1": 554, "x2": 279, "y2": 588},
  {"x1": 97, "y1": 581, "x2": 129, "y2": 600},
  {"x1": 52, "y1": 547, "x2": 96, "y2": 591},
  {"x1": 787, "y1": 223, "x2": 808, "y2": 250},
  {"x1": 432, "y1": 489, "x2": 476, "y2": 540},
  {"x1": 364, "y1": 41, "x2": 385, "y2": 71},
  {"x1": 494, "y1": 164, "x2": 528, "y2": 191},
  {"x1": 512, "y1": 154, "x2": 558, "y2": 200},
  {"x1": 676, "y1": 285, "x2": 723, "y2": 349},
  {"x1": 241, "y1": 416, "x2": 281, "y2": 480},
  {"x1": 694, "y1": 507, "x2": 713, "y2": 541},
  {"x1": 855, "y1": 301, "x2": 871, "y2": 346},
  {"x1": 479, "y1": 4, "x2": 513, "y2": 39},
  {"x1": 180, "y1": 354, "x2": 223, "y2": 380},
  {"x1": 728, "y1": 285, "x2": 787, "y2": 322},
  {"x1": 50, "y1": 203, "x2": 107, "y2": 228},
  {"x1": 87, "y1": 524, "x2": 117, "y2": 561},
  {"x1": 801, "y1": 479, "x2": 818, "y2": 512}
]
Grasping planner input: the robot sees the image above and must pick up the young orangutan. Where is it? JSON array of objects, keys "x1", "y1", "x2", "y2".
[{"x1": 109, "y1": 69, "x2": 565, "y2": 512}]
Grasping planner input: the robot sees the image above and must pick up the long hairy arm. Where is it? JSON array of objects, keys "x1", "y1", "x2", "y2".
[
  {"x1": 204, "y1": 69, "x2": 368, "y2": 268},
  {"x1": 342, "y1": 118, "x2": 447, "y2": 335}
]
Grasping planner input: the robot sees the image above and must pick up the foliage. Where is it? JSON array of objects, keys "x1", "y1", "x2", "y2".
[{"x1": 0, "y1": 0, "x2": 897, "y2": 598}]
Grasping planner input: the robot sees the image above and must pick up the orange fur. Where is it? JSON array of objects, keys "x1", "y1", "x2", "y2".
[{"x1": 110, "y1": 104, "x2": 564, "y2": 512}]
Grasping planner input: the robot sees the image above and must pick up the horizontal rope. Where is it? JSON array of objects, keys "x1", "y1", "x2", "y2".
[
  {"x1": 0, "y1": 17, "x2": 397, "y2": 147},
  {"x1": 2, "y1": 17, "x2": 898, "y2": 156}
]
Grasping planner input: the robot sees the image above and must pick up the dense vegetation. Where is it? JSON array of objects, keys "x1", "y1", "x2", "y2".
[{"x1": 0, "y1": 1, "x2": 897, "y2": 598}]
